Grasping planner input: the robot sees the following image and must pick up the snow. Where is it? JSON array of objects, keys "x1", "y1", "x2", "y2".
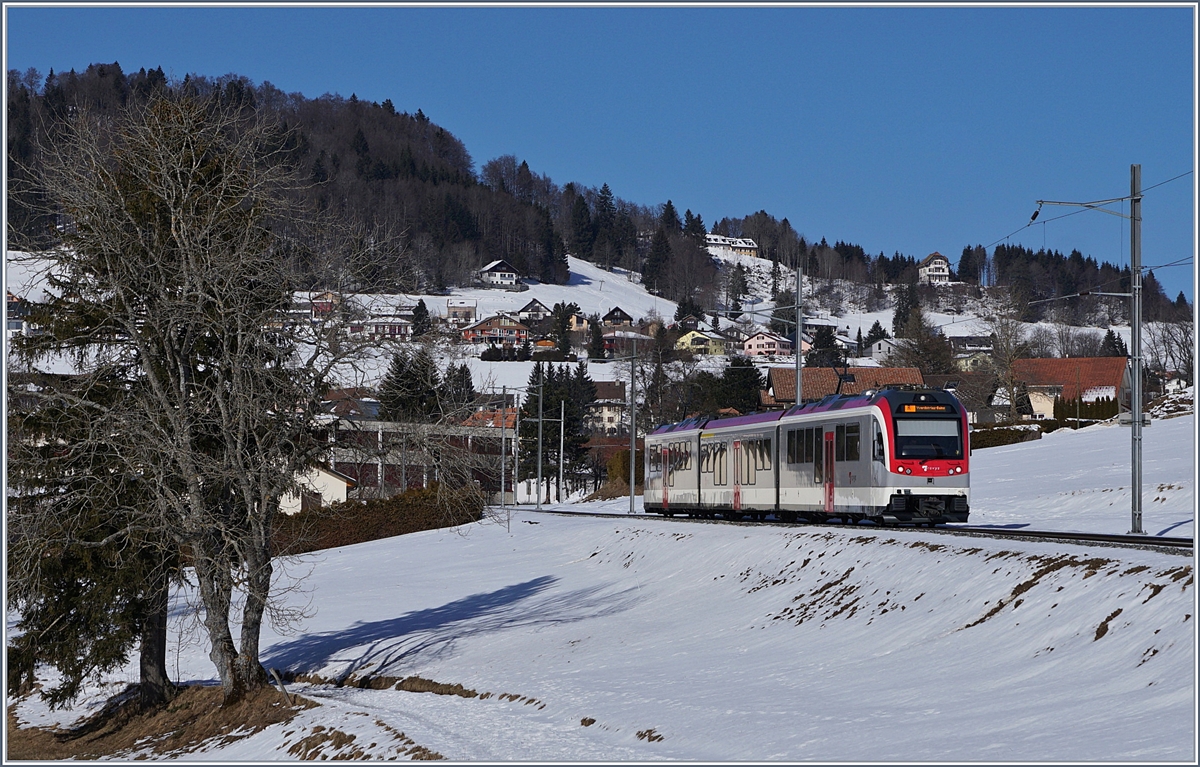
[{"x1": 9, "y1": 409, "x2": 1195, "y2": 761}]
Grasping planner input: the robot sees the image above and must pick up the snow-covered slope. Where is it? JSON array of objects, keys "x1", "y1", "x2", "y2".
[{"x1": 9, "y1": 414, "x2": 1194, "y2": 761}]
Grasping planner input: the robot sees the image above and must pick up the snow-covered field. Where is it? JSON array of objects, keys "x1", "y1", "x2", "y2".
[{"x1": 9, "y1": 410, "x2": 1195, "y2": 761}]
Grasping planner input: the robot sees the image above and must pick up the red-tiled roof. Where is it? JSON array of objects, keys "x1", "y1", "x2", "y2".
[
  {"x1": 460, "y1": 409, "x2": 517, "y2": 429},
  {"x1": 763, "y1": 366, "x2": 925, "y2": 406},
  {"x1": 1011, "y1": 357, "x2": 1127, "y2": 401}
]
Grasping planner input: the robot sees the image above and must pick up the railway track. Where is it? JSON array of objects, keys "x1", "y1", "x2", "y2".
[{"x1": 525, "y1": 508, "x2": 1194, "y2": 552}]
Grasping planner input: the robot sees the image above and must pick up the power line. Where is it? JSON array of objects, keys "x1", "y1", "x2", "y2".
[{"x1": 982, "y1": 170, "x2": 1193, "y2": 253}]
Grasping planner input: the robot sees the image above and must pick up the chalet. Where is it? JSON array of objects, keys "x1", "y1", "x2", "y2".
[
  {"x1": 674, "y1": 314, "x2": 701, "y2": 332},
  {"x1": 462, "y1": 314, "x2": 529, "y2": 346},
  {"x1": 1010, "y1": 356, "x2": 1130, "y2": 421},
  {"x1": 517, "y1": 299, "x2": 552, "y2": 324},
  {"x1": 586, "y1": 380, "x2": 627, "y2": 436},
  {"x1": 446, "y1": 298, "x2": 477, "y2": 326},
  {"x1": 280, "y1": 464, "x2": 358, "y2": 515},
  {"x1": 479, "y1": 259, "x2": 520, "y2": 287},
  {"x1": 347, "y1": 313, "x2": 412, "y2": 340},
  {"x1": 918, "y1": 252, "x2": 951, "y2": 285},
  {"x1": 568, "y1": 313, "x2": 591, "y2": 333},
  {"x1": 6, "y1": 291, "x2": 32, "y2": 337},
  {"x1": 760, "y1": 366, "x2": 925, "y2": 408},
  {"x1": 743, "y1": 331, "x2": 793, "y2": 357},
  {"x1": 705, "y1": 234, "x2": 759, "y2": 258},
  {"x1": 676, "y1": 330, "x2": 727, "y2": 356},
  {"x1": 311, "y1": 291, "x2": 342, "y2": 315},
  {"x1": 603, "y1": 328, "x2": 653, "y2": 355},
  {"x1": 603, "y1": 306, "x2": 634, "y2": 327}
]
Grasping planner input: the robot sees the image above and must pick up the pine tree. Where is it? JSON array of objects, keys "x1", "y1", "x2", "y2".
[
  {"x1": 588, "y1": 315, "x2": 605, "y2": 360},
  {"x1": 892, "y1": 282, "x2": 920, "y2": 337},
  {"x1": 659, "y1": 200, "x2": 682, "y2": 233},
  {"x1": 683, "y1": 209, "x2": 706, "y2": 242},
  {"x1": 569, "y1": 194, "x2": 594, "y2": 259},
  {"x1": 808, "y1": 326, "x2": 845, "y2": 368},
  {"x1": 719, "y1": 357, "x2": 764, "y2": 414},
  {"x1": 378, "y1": 348, "x2": 442, "y2": 421},
  {"x1": 642, "y1": 227, "x2": 672, "y2": 293},
  {"x1": 1101, "y1": 329, "x2": 1128, "y2": 357},
  {"x1": 865, "y1": 320, "x2": 890, "y2": 346},
  {"x1": 411, "y1": 298, "x2": 432, "y2": 336}
]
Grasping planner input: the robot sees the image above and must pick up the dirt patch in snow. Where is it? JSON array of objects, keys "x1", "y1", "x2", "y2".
[{"x1": 6, "y1": 683, "x2": 315, "y2": 760}]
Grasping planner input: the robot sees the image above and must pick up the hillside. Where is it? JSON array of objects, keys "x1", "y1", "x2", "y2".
[{"x1": 8, "y1": 412, "x2": 1193, "y2": 760}]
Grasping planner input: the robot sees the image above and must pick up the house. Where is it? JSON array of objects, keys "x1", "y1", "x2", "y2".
[
  {"x1": 348, "y1": 314, "x2": 412, "y2": 340},
  {"x1": 924, "y1": 373, "x2": 999, "y2": 424},
  {"x1": 759, "y1": 366, "x2": 925, "y2": 408},
  {"x1": 462, "y1": 314, "x2": 529, "y2": 346},
  {"x1": 517, "y1": 299, "x2": 552, "y2": 324},
  {"x1": 950, "y1": 335, "x2": 993, "y2": 354},
  {"x1": 568, "y1": 313, "x2": 591, "y2": 333},
  {"x1": 6, "y1": 291, "x2": 32, "y2": 337},
  {"x1": 675, "y1": 330, "x2": 727, "y2": 356},
  {"x1": 866, "y1": 337, "x2": 900, "y2": 364},
  {"x1": 479, "y1": 259, "x2": 520, "y2": 287},
  {"x1": 918, "y1": 252, "x2": 951, "y2": 284},
  {"x1": 280, "y1": 464, "x2": 358, "y2": 515},
  {"x1": 311, "y1": 291, "x2": 342, "y2": 315},
  {"x1": 674, "y1": 314, "x2": 701, "y2": 332},
  {"x1": 1009, "y1": 356, "x2": 1130, "y2": 420},
  {"x1": 586, "y1": 380, "x2": 627, "y2": 436},
  {"x1": 955, "y1": 350, "x2": 992, "y2": 373},
  {"x1": 743, "y1": 331, "x2": 793, "y2": 357},
  {"x1": 321, "y1": 388, "x2": 382, "y2": 420},
  {"x1": 603, "y1": 329, "x2": 654, "y2": 355},
  {"x1": 704, "y1": 234, "x2": 759, "y2": 258},
  {"x1": 446, "y1": 298, "x2": 477, "y2": 326},
  {"x1": 603, "y1": 306, "x2": 634, "y2": 327}
]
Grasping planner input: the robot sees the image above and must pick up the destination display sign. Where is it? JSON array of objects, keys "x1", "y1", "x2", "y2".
[{"x1": 899, "y1": 404, "x2": 953, "y2": 414}]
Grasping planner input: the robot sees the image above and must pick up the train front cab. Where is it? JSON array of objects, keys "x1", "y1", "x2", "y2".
[{"x1": 876, "y1": 389, "x2": 970, "y2": 524}]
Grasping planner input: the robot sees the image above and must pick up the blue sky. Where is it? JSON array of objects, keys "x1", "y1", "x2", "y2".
[{"x1": 5, "y1": 4, "x2": 1196, "y2": 300}]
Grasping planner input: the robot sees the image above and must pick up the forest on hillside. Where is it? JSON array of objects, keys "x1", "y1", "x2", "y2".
[{"x1": 6, "y1": 63, "x2": 1189, "y2": 323}]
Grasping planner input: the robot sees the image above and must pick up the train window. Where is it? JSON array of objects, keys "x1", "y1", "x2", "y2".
[
  {"x1": 650, "y1": 447, "x2": 661, "y2": 473},
  {"x1": 895, "y1": 419, "x2": 963, "y2": 459},
  {"x1": 835, "y1": 424, "x2": 846, "y2": 462},
  {"x1": 846, "y1": 423, "x2": 860, "y2": 462},
  {"x1": 786, "y1": 430, "x2": 801, "y2": 464},
  {"x1": 684, "y1": 442, "x2": 692, "y2": 470},
  {"x1": 813, "y1": 432, "x2": 823, "y2": 482},
  {"x1": 873, "y1": 420, "x2": 885, "y2": 462},
  {"x1": 804, "y1": 427, "x2": 815, "y2": 464},
  {"x1": 743, "y1": 442, "x2": 756, "y2": 485},
  {"x1": 763, "y1": 439, "x2": 772, "y2": 471}
]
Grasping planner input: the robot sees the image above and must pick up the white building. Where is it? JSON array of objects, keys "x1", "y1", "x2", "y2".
[
  {"x1": 918, "y1": 252, "x2": 951, "y2": 284},
  {"x1": 705, "y1": 234, "x2": 759, "y2": 258},
  {"x1": 479, "y1": 259, "x2": 519, "y2": 287}
]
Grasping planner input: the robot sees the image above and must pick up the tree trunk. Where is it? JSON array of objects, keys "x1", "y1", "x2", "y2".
[
  {"x1": 138, "y1": 568, "x2": 176, "y2": 709},
  {"x1": 235, "y1": 526, "x2": 272, "y2": 692},
  {"x1": 193, "y1": 546, "x2": 243, "y2": 705}
]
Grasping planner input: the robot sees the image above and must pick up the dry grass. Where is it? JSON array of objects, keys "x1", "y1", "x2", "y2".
[{"x1": 6, "y1": 683, "x2": 315, "y2": 761}]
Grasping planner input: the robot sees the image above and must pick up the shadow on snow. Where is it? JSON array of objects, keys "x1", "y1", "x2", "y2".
[{"x1": 262, "y1": 575, "x2": 639, "y2": 682}]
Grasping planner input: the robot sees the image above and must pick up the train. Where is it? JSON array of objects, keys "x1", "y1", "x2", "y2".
[{"x1": 643, "y1": 386, "x2": 970, "y2": 525}]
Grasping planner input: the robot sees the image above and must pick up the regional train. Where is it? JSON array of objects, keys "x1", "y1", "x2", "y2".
[{"x1": 643, "y1": 386, "x2": 969, "y2": 525}]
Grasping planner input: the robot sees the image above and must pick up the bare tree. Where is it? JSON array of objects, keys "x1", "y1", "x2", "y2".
[
  {"x1": 985, "y1": 296, "x2": 1032, "y2": 422},
  {"x1": 7, "y1": 93, "x2": 389, "y2": 705},
  {"x1": 1145, "y1": 319, "x2": 1195, "y2": 388}
]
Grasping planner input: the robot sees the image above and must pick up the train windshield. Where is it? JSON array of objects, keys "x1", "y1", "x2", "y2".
[{"x1": 893, "y1": 419, "x2": 962, "y2": 459}]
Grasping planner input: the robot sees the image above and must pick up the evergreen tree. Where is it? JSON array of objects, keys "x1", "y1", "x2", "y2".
[
  {"x1": 569, "y1": 194, "x2": 594, "y2": 259},
  {"x1": 442, "y1": 363, "x2": 476, "y2": 411},
  {"x1": 378, "y1": 348, "x2": 441, "y2": 421},
  {"x1": 588, "y1": 315, "x2": 605, "y2": 360},
  {"x1": 683, "y1": 209, "x2": 706, "y2": 242},
  {"x1": 411, "y1": 298, "x2": 432, "y2": 336},
  {"x1": 719, "y1": 357, "x2": 764, "y2": 415},
  {"x1": 855, "y1": 327, "x2": 864, "y2": 356},
  {"x1": 892, "y1": 282, "x2": 920, "y2": 337},
  {"x1": 865, "y1": 320, "x2": 890, "y2": 346},
  {"x1": 808, "y1": 326, "x2": 846, "y2": 368},
  {"x1": 1101, "y1": 329, "x2": 1128, "y2": 357},
  {"x1": 674, "y1": 295, "x2": 703, "y2": 322},
  {"x1": 552, "y1": 301, "x2": 581, "y2": 355},
  {"x1": 659, "y1": 199, "x2": 682, "y2": 233},
  {"x1": 892, "y1": 311, "x2": 957, "y2": 374},
  {"x1": 642, "y1": 227, "x2": 672, "y2": 293}
]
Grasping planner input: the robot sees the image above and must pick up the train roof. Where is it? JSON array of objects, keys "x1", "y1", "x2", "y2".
[{"x1": 648, "y1": 387, "x2": 962, "y2": 436}]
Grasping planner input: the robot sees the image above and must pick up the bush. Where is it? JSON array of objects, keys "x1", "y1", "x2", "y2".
[
  {"x1": 969, "y1": 425, "x2": 1042, "y2": 450},
  {"x1": 606, "y1": 448, "x2": 644, "y2": 487},
  {"x1": 273, "y1": 485, "x2": 483, "y2": 555}
]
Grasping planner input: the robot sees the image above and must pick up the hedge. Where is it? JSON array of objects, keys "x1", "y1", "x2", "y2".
[{"x1": 273, "y1": 486, "x2": 484, "y2": 556}]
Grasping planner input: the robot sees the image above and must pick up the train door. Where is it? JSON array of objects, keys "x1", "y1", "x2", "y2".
[
  {"x1": 662, "y1": 445, "x2": 671, "y2": 510},
  {"x1": 732, "y1": 440, "x2": 742, "y2": 511},
  {"x1": 823, "y1": 430, "x2": 835, "y2": 514}
]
